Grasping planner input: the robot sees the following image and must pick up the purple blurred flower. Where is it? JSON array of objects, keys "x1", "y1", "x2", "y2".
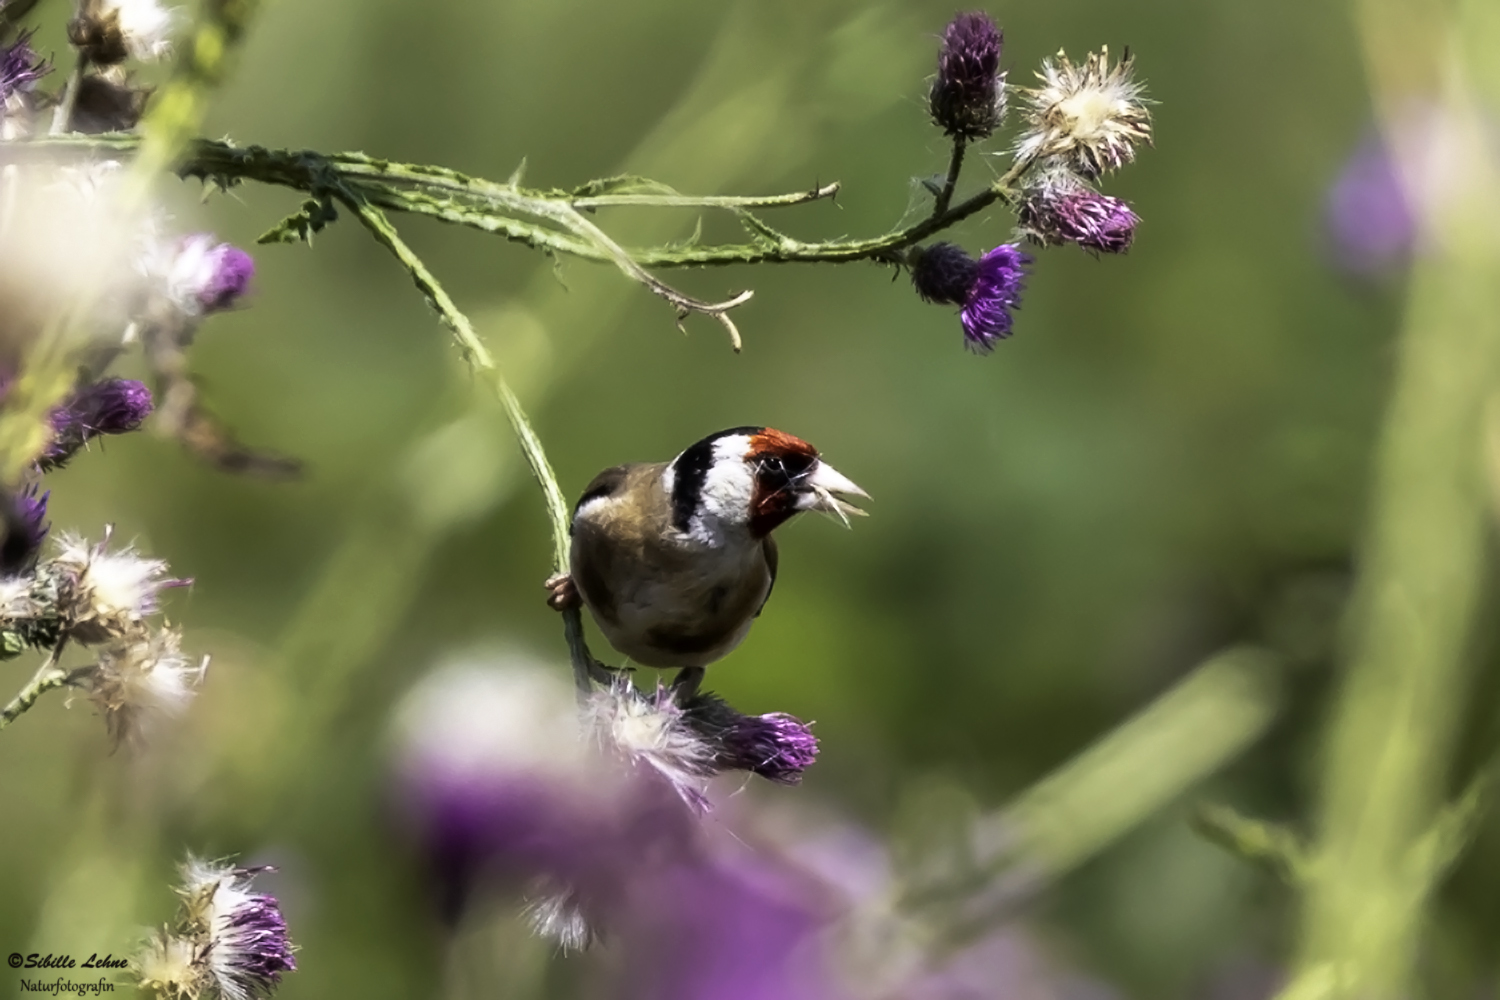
[
  {"x1": 910, "y1": 242, "x2": 1032, "y2": 352},
  {"x1": 613, "y1": 849, "x2": 840, "y2": 1000},
  {"x1": 684, "y1": 691, "x2": 819, "y2": 784},
  {"x1": 929, "y1": 12, "x2": 1005, "y2": 140},
  {"x1": 1323, "y1": 105, "x2": 1500, "y2": 278},
  {"x1": 163, "y1": 234, "x2": 255, "y2": 315},
  {"x1": 40, "y1": 377, "x2": 154, "y2": 471},
  {"x1": 392, "y1": 660, "x2": 697, "y2": 922},
  {"x1": 0, "y1": 31, "x2": 49, "y2": 104},
  {"x1": 1018, "y1": 171, "x2": 1139, "y2": 253},
  {"x1": 0, "y1": 483, "x2": 48, "y2": 574},
  {"x1": 1324, "y1": 131, "x2": 1416, "y2": 277}
]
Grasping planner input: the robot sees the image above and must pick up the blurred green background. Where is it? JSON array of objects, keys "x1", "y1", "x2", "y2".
[{"x1": 7, "y1": 0, "x2": 1495, "y2": 997}]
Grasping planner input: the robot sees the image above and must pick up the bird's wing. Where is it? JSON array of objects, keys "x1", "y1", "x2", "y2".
[
  {"x1": 572, "y1": 465, "x2": 631, "y2": 529},
  {"x1": 755, "y1": 535, "x2": 779, "y2": 618}
]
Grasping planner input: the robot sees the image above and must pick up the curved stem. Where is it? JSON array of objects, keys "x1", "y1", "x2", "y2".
[
  {"x1": 0, "y1": 640, "x2": 71, "y2": 731},
  {"x1": 342, "y1": 194, "x2": 603, "y2": 694}
]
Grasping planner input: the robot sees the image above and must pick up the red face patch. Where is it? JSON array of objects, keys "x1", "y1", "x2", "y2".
[
  {"x1": 746, "y1": 429, "x2": 820, "y2": 537},
  {"x1": 748, "y1": 428, "x2": 818, "y2": 461}
]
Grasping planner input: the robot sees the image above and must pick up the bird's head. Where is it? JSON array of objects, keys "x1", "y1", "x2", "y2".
[{"x1": 665, "y1": 426, "x2": 868, "y2": 540}]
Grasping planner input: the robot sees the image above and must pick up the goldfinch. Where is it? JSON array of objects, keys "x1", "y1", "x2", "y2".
[{"x1": 546, "y1": 426, "x2": 866, "y2": 687}]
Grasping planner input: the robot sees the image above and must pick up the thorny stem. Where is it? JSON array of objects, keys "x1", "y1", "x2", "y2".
[
  {"x1": 933, "y1": 137, "x2": 966, "y2": 216},
  {"x1": 0, "y1": 133, "x2": 1023, "y2": 274},
  {"x1": 342, "y1": 196, "x2": 605, "y2": 696},
  {"x1": 0, "y1": 639, "x2": 71, "y2": 731}
]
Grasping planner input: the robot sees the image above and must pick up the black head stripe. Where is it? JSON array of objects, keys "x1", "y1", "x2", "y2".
[{"x1": 670, "y1": 426, "x2": 764, "y2": 532}]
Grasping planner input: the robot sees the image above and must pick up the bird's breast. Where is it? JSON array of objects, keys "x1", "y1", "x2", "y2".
[{"x1": 570, "y1": 526, "x2": 771, "y2": 669}]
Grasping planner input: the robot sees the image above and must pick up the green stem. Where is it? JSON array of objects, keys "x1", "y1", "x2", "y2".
[
  {"x1": 0, "y1": 641, "x2": 72, "y2": 731},
  {"x1": 341, "y1": 194, "x2": 600, "y2": 694},
  {"x1": 933, "y1": 137, "x2": 965, "y2": 216},
  {"x1": 1278, "y1": 95, "x2": 1500, "y2": 1000}
]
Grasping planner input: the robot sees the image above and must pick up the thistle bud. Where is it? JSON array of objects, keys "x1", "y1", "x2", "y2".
[
  {"x1": 158, "y1": 234, "x2": 255, "y2": 316},
  {"x1": 68, "y1": 0, "x2": 176, "y2": 66},
  {"x1": 681, "y1": 691, "x2": 819, "y2": 784},
  {"x1": 1017, "y1": 168, "x2": 1139, "y2": 252},
  {"x1": 929, "y1": 12, "x2": 1006, "y2": 140},
  {"x1": 41, "y1": 377, "x2": 154, "y2": 471},
  {"x1": 0, "y1": 484, "x2": 49, "y2": 575},
  {"x1": 70, "y1": 74, "x2": 149, "y2": 133}
]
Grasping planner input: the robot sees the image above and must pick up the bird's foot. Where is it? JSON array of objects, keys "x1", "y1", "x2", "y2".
[
  {"x1": 545, "y1": 572, "x2": 581, "y2": 611},
  {"x1": 669, "y1": 666, "x2": 705, "y2": 703}
]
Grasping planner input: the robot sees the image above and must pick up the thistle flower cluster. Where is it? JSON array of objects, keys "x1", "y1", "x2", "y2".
[
  {"x1": 0, "y1": 525, "x2": 199, "y2": 744},
  {"x1": 0, "y1": 0, "x2": 259, "y2": 482},
  {"x1": 135, "y1": 858, "x2": 298, "y2": 1000},
  {"x1": 911, "y1": 14, "x2": 1152, "y2": 350}
]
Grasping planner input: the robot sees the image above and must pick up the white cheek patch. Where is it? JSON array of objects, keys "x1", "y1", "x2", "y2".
[{"x1": 698, "y1": 436, "x2": 756, "y2": 524}]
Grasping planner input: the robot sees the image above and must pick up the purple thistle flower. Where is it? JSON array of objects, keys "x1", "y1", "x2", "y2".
[
  {"x1": 0, "y1": 31, "x2": 49, "y2": 104},
  {"x1": 910, "y1": 242, "x2": 1031, "y2": 352},
  {"x1": 1018, "y1": 171, "x2": 1139, "y2": 253},
  {"x1": 40, "y1": 378, "x2": 154, "y2": 471},
  {"x1": 0, "y1": 484, "x2": 49, "y2": 575},
  {"x1": 961, "y1": 244, "x2": 1031, "y2": 351},
  {"x1": 1324, "y1": 131, "x2": 1416, "y2": 277},
  {"x1": 929, "y1": 12, "x2": 1005, "y2": 140},
  {"x1": 683, "y1": 692, "x2": 819, "y2": 784},
  {"x1": 163, "y1": 235, "x2": 255, "y2": 315},
  {"x1": 180, "y1": 860, "x2": 297, "y2": 1000}
]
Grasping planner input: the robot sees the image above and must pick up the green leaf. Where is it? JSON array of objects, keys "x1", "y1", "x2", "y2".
[{"x1": 257, "y1": 197, "x2": 340, "y2": 245}]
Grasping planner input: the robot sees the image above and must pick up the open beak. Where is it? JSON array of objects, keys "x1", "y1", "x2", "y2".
[{"x1": 796, "y1": 461, "x2": 870, "y2": 526}]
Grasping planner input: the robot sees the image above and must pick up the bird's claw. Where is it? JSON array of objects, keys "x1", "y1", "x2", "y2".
[{"x1": 545, "y1": 572, "x2": 581, "y2": 611}]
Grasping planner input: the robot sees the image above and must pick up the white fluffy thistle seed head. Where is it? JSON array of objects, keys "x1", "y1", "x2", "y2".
[
  {"x1": 86, "y1": 625, "x2": 204, "y2": 746},
  {"x1": 134, "y1": 931, "x2": 205, "y2": 1000},
  {"x1": 584, "y1": 680, "x2": 714, "y2": 809},
  {"x1": 1015, "y1": 47, "x2": 1152, "y2": 179},
  {"x1": 54, "y1": 529, "x2": 186, "y2": 642},
  {"x1": 70, "y1": 0, "x2": 178, "y2": 65}
]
